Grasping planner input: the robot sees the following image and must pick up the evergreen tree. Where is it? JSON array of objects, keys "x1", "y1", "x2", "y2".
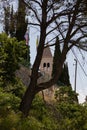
[
  {"x1": 0, "y1": 34, "x2": 19, "y2": 84},
  {"x1": 55, "y1": 86, "x2": 78, "y2": 103},
  {"x1": 59, "y1": 63, "x2": 71, "y2": 86},
  {"x1": 3, "y1": 1, "x2": 30, "y2": 67},
  {"x1": 15, "y1": 0, "x2": 28, "y2": 41},
  {"x1": 4, "y1": 6, "x2": 10, "y2": 35},
  {"x1": 4, "y1": 0, "x2": 28, "y2": 41},
  {"x1": 52, "y1": 36, "x2": 61, "y2": 78},
  {"x1": 9, "y1": 5, "x2": 15, "y2": 37},
  {"x1": 52, "y1": 37, "x2": 70, "y2": 86},
  {"x1": 0, "y1": 45, "x2": 7, "y2": 85},
  {"x1": 0, "y1": 33, "x2": 30, "y2": 86}
]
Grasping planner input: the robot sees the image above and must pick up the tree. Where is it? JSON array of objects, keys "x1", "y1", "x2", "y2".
[
  {"x1": 0, "y1": 33, "x2": 30, "y2": 86},
  {"x1": 52, "y1": 37, "x2": 70, "y2": 86},
  {"x1": 9, "y1": 5, "x2": 16, "y2": 37},
  {"x1": 55, "y1": 86, "x2": 78, "y2": 103},
  {"x1": 3, "y1": 0, "x2": 28, "y2": 41},
  {"x1": 52, "y1": 36, "x2": 62, "y2": 83},
  {"x1": 2, "y1": 1, "x2": 30, "y2": 67},
  {"x1": 0, "y1": 33, "x2": 19, "y2": 85},
  {"x1": 58, "y1": 63, "x2": 71, "y2": 86},
  {"x1": 19, "y1": 0, "x2": 87, "y2": 116},
  {"x1": 4, "y1": 5, "x2": 10, "y2": 35},
  {"x1": 15, "y1": 0, "x2": 28, "y2": 41}
]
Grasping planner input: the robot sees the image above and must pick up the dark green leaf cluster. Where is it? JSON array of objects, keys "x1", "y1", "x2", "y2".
[
  {"x1": 0, "y1": 84, "x2": 87, "y2": 130},
  {"x1": 55, "y1": 86, "x2": 78, "y2": 103},
  {"x1": 52, "y1": 37, "x2": 71, "y2": 86},
  {"x1": 0, "y1": 33, "x2": 30, "y2": 86}
]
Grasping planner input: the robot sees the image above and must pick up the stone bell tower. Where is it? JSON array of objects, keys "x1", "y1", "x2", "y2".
[
  {"x1": 39, "y1": 47, "x2": 55, "y2": 102},
  {"x1": 39, "y1": 47, "x2": 53, "y2": 77}
]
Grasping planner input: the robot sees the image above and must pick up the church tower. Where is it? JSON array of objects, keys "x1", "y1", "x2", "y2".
[
  {"x1": 39, "y1": 47, "x2": 53, "y2": 77},
  {"x1": 39, "y1": 47, "x2": 55, "y2": 102}
]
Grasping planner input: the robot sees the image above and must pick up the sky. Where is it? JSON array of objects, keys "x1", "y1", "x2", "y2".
[{"x1": 0, "y1": 0, "x2": 87, "y2": 103}]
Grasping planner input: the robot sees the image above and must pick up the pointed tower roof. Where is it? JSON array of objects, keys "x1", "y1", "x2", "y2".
[{"x1": 42, "y1": 47, "x2": 52, "y2": 58}]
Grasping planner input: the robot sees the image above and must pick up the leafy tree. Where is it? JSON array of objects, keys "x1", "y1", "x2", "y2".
[
  {"x1": 55, "y1": 102, "x2": 87, "y2": 130},
  {"x1": 0, "y1": 33, "x2": 30, "y2": 86},
  {"x1": 55, "y1": 86, "x2": 78, "y2": 103},
  {"x1": 3, "y1": 1, "x2": 30, "y2": 66},
  {"x1": 0, "y1": 34, "x2": 19, "y2": 84}
]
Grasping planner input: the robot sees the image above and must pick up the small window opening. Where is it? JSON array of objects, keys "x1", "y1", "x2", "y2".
[
  {"x1": 43, "y1": 63, "x2": 46, "y2": 67},
  {"x1": 47, "y1": 63, "x2": 50, "y2": 68}
]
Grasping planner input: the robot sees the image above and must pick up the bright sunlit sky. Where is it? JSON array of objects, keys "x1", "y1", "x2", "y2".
[{"x1": 0, "y1": 0, "x2": 87, "y2": 103}]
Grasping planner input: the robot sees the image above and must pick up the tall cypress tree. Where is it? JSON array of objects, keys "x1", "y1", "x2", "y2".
[
  {"x1": 15, "y1": 0, "x2": 28, "y2": 41},
  {"x1": 9, "y1": 5, "x2": 15, "y2": 37},
  {"x1": 4, "y1": 6, "x2": 10, "y2": 35},
  {"x1": 52, "y1": 36, "x2": 61, "y2": 78},
  {"x1": 59, "y1": 63, "x2": 71, "y2": 86},
  {"x1": 4, "y1": 0, "x2": 28, "y2": 41},
  {"x1": 52, "y1": 37, "x2": 70, "y2": 86}
]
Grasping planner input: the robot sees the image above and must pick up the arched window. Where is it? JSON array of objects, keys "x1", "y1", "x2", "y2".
[
  {"x1": 43, "y1": 63, "x2": 46, "y2": 68},
  {"x1": 47, "y1": 63, "x2": 50, "y2": 68}
]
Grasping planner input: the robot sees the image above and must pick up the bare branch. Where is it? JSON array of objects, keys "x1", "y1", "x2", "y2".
[
  {"x1": 28, "y1": 22, "x2": 40, "y2": 26},
  {"x1": 68, "y1": 35, "x2": 87, "y2": 51},
  {"x1": 29, "y1": 0, "x2": 42, "y2": 8},
  {"x1": 22, "y1": 0, "x2": 41, "y2": 24}
]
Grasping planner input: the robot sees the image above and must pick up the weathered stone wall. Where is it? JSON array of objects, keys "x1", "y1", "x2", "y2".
[{"x1": 15, "y1": 65, "x2": 31, "y2": 87}]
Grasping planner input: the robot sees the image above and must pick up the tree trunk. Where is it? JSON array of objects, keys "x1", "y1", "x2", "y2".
[
  {"x1": 20, "y1": 44, "x2": 68, "y2": 116},
  {"x1": 20, "y1": 86, "x2": 36, "y2": 117}
]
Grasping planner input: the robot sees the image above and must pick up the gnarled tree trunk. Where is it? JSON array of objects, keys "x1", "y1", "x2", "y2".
[{"x1": 19, "y1": 45, "x2": 68, "y2": 116}]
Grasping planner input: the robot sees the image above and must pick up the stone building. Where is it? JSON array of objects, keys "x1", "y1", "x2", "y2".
[
  {"x1": 39, "y1": 47, "x2": 55, "y2": 102},
  {"x1": 39, "y1": 47, "x2": 53, "y2": 76},
  {"x1": 16, "y1": 47, "x2": 56, "y2": 102}
]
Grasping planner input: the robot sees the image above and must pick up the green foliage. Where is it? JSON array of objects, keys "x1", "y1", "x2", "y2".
[
  {"x1": 55, "y1": 102, "x2": 87, "y2": 130},
  {"x1": 0, "y1": 87, "x2": 87, "y2": 130},
  {"x1": 52, "y1": 36, "x2": 61, "y2": 78},
  {"x1": 30, "y1": 95, "x2": 58, "y2": 130},
  {"x1": 0, "y1": 45, "x2": 7, "y2": 85},
  {"x1": 0, "y1": 34, "x2": 19, "y2": 84},
  {"x1": 0, "y1": 111, "x2": 20, "y2": 130},
  {"x1": 52, "y1": 37, "x2": 71, "y2": 86},
  {"x1": 59, "y1": 63, "x2": 71, "y2": 86},
  {"x1": 17, "y1": 116, "x2": 43, "y2": 130},
  {"x1": 31, "y1": 95, "x2": 47, "y2": 120},
  {"x1": 9, "y1": 5, "x2": 16, "y2": 37},
  {"x1": 18, "y1": 41, "x2": 30, "y2": 67},
  {"x1": 4, "y1": 1, "x2": 27, "y2": 41},
  {"x1": 15, "y1": 0, "x2": 28, "y2": 41},
  {"x1": 0, "y1": 88, "x2": 20, "y2": 116},
  {"x1": 0, "y1": 33, "x2": 30, "y2": 86},
  {"x1": 55, "y1": 86, "x2": 78, "y2": 103},
  {"x1": 4, "y1": 78, "x2": 26, "y2": 98},
  {"x1": 4, "y1": 5, "x2": 10, "y2": 35}
]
